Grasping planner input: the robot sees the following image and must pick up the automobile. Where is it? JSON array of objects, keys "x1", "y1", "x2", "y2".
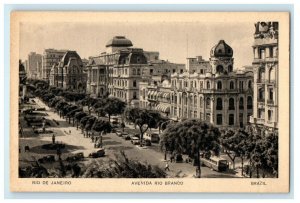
[
  {"x1": 142, "y1": 139, "x2": 152, "y2": 146},
  {"x1": 131, "y1": 137, "x2": 140, "y2": 145},
  {"x1": 121, "y1": 133, "x2": 131, "y2": 140},
  {"x1": 38, "y1": 155, "x2": 55, "y2": 163},
  {"x1": 65, "y1": 152, "x2": 84, "y2": 162},
  {"x1": 88, "y1": 149, "x2": 105, "y2": 158},
  {"x1": 144, "y1": 132, "x2": 160, "y2": 143},
  {"x1": 115, "y1": 130, "x2": 122, "y2": 137}
]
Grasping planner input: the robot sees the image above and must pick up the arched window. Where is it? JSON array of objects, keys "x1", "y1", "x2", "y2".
[
  {"x1": 247, "y1": 96, "x2": 253, "y2": 109},
  {"x1": 239, "y1": 97, "x2": 244, "y2": 109},
  {"x1": 194, "y1": 95, "x2": 197, "y2": 107},
  {"x1": 207, "y1": 81, "x2": 210, "y2": 89},
  {"x1": 259, "y1": 88, "x2": 265, "y2": 100},
  {"x1": 230, "y1": 81, "x2": 234, "y2": 89},
  {"x1": 216, "y1": 98, "x2": 222, "y2": 110},
  {"x1": 200, "y1": 96, "x2": 203, "y2": 108},
  {"x1": 229, "y1": 98, "x2": 235, "y2": 110},
  {"x1": 206, "y1": 97, "x2": 211, "y2": 109},
  {"x1": 217, "y1": 81, "x2": 222, "y2": 90},
  {"x1": 269, "y1": 67, "x2": 275, "y2": 82},
  {"x1": 228, "y1": 65, "x2": 233, "y2": 72},
  {"x1": 216, "y1": 65, "x2": 224, "y2": 73}
]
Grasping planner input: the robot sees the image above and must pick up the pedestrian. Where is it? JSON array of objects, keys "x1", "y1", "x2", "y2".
[
  {"x1": 165, "y1": 162, "x2": 170, "y2": 171},
  {"x1": 69, "y1": 130, "x2": 71, "y2": 134},
  {"x1": 170, "y1": 154, "x2": 174, "y2": 163},
  {"x1": 91, "y1": 136, "x2": 95, "y2": 143}
]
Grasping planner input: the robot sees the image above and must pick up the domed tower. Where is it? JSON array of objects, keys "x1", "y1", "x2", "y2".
[
  {"x1": 106, "y1": 36, "x2": 133, "y2": 53},
  {"x1": 209, "y1": 40, "x2": 234, "y2": 75}
]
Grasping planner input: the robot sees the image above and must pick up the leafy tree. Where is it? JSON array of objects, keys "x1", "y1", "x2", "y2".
[
  {"x1": 74, "y1": 111, "x2": 87, "y2": 129},
  {"x1": 84, "y1": 116, "x2": 97, "y2": 136},
  {"x1": 161, "y1": 119, "x2": 220, "y2": 178},
  {"x1": 124, "y1": 107, "x2": 163, "y2": 146},
  {"x1": 102, "y1": 97, "x2": 126, "y2": 122},
  {"x1": 92, "y1": 119, "x2": 112, "y2": 136},
  {"x1": 66, "y1": 107, "x2": 83, "y2": 126}
]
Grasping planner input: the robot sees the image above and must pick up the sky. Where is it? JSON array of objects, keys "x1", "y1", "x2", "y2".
[{"x1": 20, "y1": 21, "x2": 255, "y2": 68}]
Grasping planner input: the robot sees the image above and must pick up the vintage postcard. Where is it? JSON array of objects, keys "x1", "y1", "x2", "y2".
[{"x1": 10, "y1": 12, "x2": 290, "y2": 192}]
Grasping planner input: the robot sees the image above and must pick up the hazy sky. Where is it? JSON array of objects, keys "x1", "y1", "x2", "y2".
[{"x1": 20, "y1": 21, "x2": 254, "y2": 68}]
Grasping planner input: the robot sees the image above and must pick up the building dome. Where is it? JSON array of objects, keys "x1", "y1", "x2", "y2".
[
  {"x1": 106, "y1": 36, "x2": 133, "y2": 47},
  {"x1": 210, "y1": 40, "x2": 233, "y2": 57}
]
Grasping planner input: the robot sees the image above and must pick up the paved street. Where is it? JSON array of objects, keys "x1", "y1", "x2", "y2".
[{"x1": 19, "y1": 98, "x2": 239, "y2": 178}]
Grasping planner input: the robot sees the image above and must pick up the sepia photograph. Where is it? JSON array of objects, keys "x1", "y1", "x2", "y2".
[{"x1": 10, "y1": 12, "x2": 290, "y2": 192}]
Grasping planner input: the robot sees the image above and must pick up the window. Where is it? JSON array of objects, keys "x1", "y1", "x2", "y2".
[
  {"x1": 200, "y1": 69, "x2": 204, "y2": 74},
  {"x1": 259, "y1": 48, "x2": 265, "y2": 59},
  {"x1": 133, "y1": 92, "x2": 137, "y2": 99},
  {"x1": 216, "y1": 65, "x2": 224, "y2": 73},
  {"x1": 268, "y1": 110, "x2": 273, "y2": 121},
  {"x1": 207, "y1": 81, "x2": 210, "y2": 89},
  {"x1": 194, "y1": 95, "x2": 197, "y2": 107},
  {"x1": 269, "y1": 89, "x2": 274, "y2": 100},
  {"x1": 259, "y1": 68, "x2": 265, "y2": 81},
  {"x1": 206, "y1": 97, "x2": 211, "y2": 109},
  {"x1": 229, "y1": 98, "x2": 235, "y2": 110},
  {"x1": 206, "y1": 113, "x2": 211, "y2": 122},
  {"x1": 217, "y1": 114, "x2": 223, "y2": 125},
  {"x1": 133, "y1": 80, "x2": 137, "y2": 87},
  {"x1": 137, "y1": 68, "x2": 140, "y2": 75},
  {"x1": 247, "y1": 96, "x2": 253, "y2": 109},
  {"x1": 258, "y1": 109, "x2": 265, "y2": 118},
  {"x1": 259, "y1": 88, "x2": 265, "y2": 100},
  {"x1": 200, "y1": 97, "x2": 203, "y2": 108},
  {"x1": 217, "y1": 81, "x2": 222, "y2": 90},
  {"x1": 228, "y1": 65, "x2": 233, "y2": 72},
  {"x1": 132, "y1": 68, "x2": 136, "y2": 75},
  {"x1": 216, "y1": 98, "x2": 223, "y2": 110},
  {"x1": 229, "y1": 114, "x2": 234, "y2": 125},
  {"x1": 248, "y1": 80, "x2": 252, "y2": 89},
  {"x1": 239, "y1": 97, "x2": 244, "y2": 110},
  {"x1": 269, "y1": 47, "x2": 273, "y2": 58},
  {"x1": 229, "y1": 81, "x2": 234, "y2": 89}
]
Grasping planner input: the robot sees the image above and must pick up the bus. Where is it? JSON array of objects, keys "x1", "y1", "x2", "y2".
[{"x1": 200, "y1": 156, "x2": 229, "y2": 172}]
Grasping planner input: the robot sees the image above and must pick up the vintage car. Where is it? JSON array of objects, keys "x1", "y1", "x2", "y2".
[
  {"x1": 131, "y1": 137, "x2": 140, "y2": 145},
  {"x1": 88, "y1": 149, "x2": 105, "y2": 158},
  {"x1": 65, "y1": 152, "x2": 84, "y2": 162}
]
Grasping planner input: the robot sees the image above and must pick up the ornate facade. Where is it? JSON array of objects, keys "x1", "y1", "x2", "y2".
[
  {"x1": 140, "y1": 40, "x2": 254, "y2": 128},
  {"x1": 49, "y1": 51, "x2": 87, "y2": 92},
  {"x1": 250, "y1": 22, "x2": 279, "y2": 133}
]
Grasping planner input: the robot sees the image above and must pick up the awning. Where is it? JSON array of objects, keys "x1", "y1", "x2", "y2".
[{"x1": 156, "y1": 103, "x2": 171, "y2": 113}]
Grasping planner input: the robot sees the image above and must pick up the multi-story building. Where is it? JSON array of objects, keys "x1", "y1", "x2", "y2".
[
  {"x1": 86, "y1": 56, "x2": 109, "y2": 98},
  {"x1": 49, "y1": 51, "x2": 87, "y2": 92},
  {"x1": 42, "y1": 49, "x2": 68, "y2": 81},
  {"x1": 26, "y1": 52, "x2": 42, "y2": 79},
  {"x1": 86, "y1": 36, "x2": 148, "y2": 106},
  {"x1": 250, "y1": 22, "x2": 279, "y2": 134},
  {"x1": 140, "y1": 40, "x2": 254, "y2": 128}
]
